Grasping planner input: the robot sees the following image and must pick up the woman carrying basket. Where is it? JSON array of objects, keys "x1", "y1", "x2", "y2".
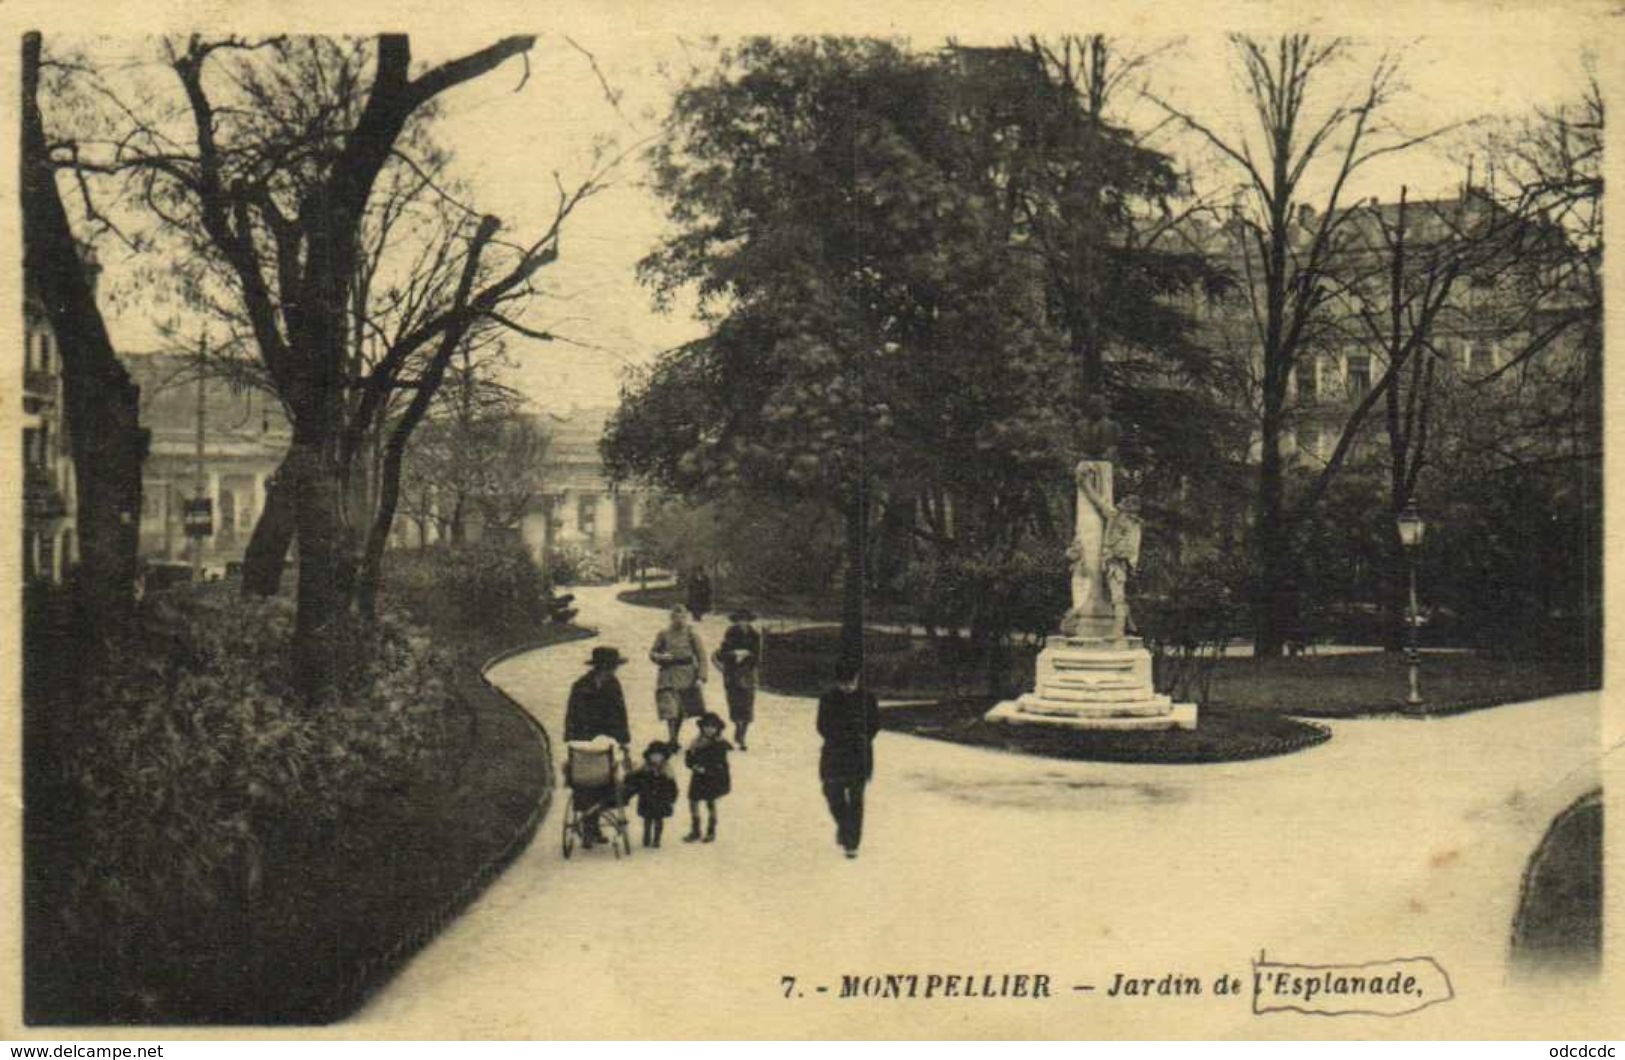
[{"x1": 650, "y1": 604, "x2": 709, "y2": 747}]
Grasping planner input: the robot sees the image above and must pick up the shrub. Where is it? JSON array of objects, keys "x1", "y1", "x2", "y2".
[
  {"x1": 901, "y1": 545, "x2": 1066, "y2": 697},
  {"x1": 390, "y1": 538, "x2": 571, "y2": 632},
  {"x1": 546, "y1": 542, "x2": 612, "y2": 586},
  {"x1": 57, "y1": 588, "x2": 459, "y2": 990},
  {"x1": 1134, "y1": 550, "x2": 1247, "y2": 705}
]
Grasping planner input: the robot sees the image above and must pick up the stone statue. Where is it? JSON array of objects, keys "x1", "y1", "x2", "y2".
[
  {"x1": 1067, "y1": 460, "x2": 1111, "y2": 617},
  {"x1": 1101, "y1": 494, "x2": 1143, "y2": 634},
  {"x1": 1063, "y1": 396, "x2": 1134, "y2": 639}
]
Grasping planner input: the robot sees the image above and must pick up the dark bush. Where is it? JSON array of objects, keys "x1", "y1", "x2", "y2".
[
  {"x1": 54, "y1": 588, "x2": 459, "y2": 1010},
  {"x1": 391, "y1": 538, "x2": 571, "y2": 632},
  {"x1": 1134, "y1": 549, "x2": 1248, "y2": 705}
]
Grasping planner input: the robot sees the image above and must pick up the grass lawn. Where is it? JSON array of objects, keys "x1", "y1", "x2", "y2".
[
  {"x1": 755, "y1": 625, "x2": 1597, "y2": 766},
  {"x1": 881, "y1": 699, "x2": 1331, "y2": 765},
  {"x1": 1511, "y1": 788, "x2": 1603, "y2": 977},
  {"x1": 1207, "y1": 651, "x2": 1600, "y2": 718},
  {"x1": 758, "y1": 626, "x2": 1599, "y2": 719}
]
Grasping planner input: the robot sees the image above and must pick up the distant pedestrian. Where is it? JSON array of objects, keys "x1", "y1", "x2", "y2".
[
  {"x1": 686, "y1": 567, "x2": 714, "y2": 623},
  {"x1": 625, "y1": 741, "x2": 679, "y2": 848},
  {"x1": 714, "y1": 609, "x2": 763, "y2": 750},
  {"x1": 650, "y1": 605, "x2": 708, "y2": 746},
  {"x1": 816, "y1": 661, "x2": 882, "y2": 860},
  {"x1": 683, "y1": 712, "x2": 733, "y2": 843}
]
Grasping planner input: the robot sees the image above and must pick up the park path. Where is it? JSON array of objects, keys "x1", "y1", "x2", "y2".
[{"x1": 354, "y1": 583, "x2": 1608, "y2": 1038}]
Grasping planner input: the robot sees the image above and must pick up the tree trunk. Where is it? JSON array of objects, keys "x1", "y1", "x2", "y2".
[
  {"x1": 287, "y1": 424, "x2": 353, "y2": 702},
  {"x1": 450, "y1": 498, "x2": 467, "y2": 545},
  {"x1": 20, "y1": 32, "x2": 148, "y2": 642},
  {"x1": 241, "y1": 450, "x2": 297, "y2": 596},
  {"x1": 1252, "y1": 412, "x2": 1289, "y2": 657},
  {"x1": 839, "y1": 490, "x2": 868, "y2": 678}
]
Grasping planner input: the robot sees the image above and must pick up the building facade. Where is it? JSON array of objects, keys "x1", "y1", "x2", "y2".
[
  {"x1": 518, "y1": 405, "x2": 652, "y2": 576},
  {"x1": 120, "y1": 352, "x2": 291, "y2": 570},
  {"x1": 22, "y1": 296, "x2": 78, "y2": 584}
]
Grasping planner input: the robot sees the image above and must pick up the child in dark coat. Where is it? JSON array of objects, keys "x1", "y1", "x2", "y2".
[
  {"x1": 625, "y1": 741, "x2": 679, "y2": 848},
  {"x1": 683, "y1": 712, "x2": 732, "y2": 843}
]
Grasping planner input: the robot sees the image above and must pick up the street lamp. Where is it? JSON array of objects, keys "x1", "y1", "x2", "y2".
[{"x1": 1396, "y1": 501, "x2": 1427, "y2": 711}]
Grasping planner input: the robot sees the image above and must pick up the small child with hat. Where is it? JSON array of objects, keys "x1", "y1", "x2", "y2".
[
  {"x1": 624, "y1": 740, "x2": 680, "y2": 848},
  {"x1": 683, "y1": 712, "x2": 733, "y2": 843}
]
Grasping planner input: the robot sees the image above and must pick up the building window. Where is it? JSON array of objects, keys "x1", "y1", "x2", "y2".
[
  {"x1": 577, "y1": 494, "x2": 597, "y2": 538},
  {"x1": 219, "y1": 487, "x2": 237, "y2": 539},
  {"x1": 1346, "y1": 354, "x2": 1372, "y2": 398},
  {"x1": 39, "y1": 332, "x2": 52, "y2": 373},
  {"x1": 1296, "y1": 358, "x2": 1318, "y2": 402},
  {"x1": 615, "y1": 494, "x2": 637, "y2": 537},
  {"x1": 1468, "y1": 338, "x2": 1497, "y2": 374}
]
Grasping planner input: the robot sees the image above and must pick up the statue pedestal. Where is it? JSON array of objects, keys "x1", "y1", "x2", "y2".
[{"x1": 984, "y1": 635, "x2": 1197, "y2": 732}]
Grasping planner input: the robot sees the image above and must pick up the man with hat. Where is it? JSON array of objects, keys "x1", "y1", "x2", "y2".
[
  {"x1": 565, "y1": 646, "x2": 632, "y2": 843},
  {"x1": 816, "y1": 660, "x2": 882, "y2": 859},
  {"x1": 714, "y1": 608, "x2": 763, "y2": 750}
]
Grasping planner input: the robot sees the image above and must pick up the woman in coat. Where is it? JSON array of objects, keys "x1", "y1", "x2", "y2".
[
  {"x1": 714, "y1": 609, "x2": 763, "y2": 750},
  {"x1": 650, "y1": 604, "x2": 708, "y2": 746}
]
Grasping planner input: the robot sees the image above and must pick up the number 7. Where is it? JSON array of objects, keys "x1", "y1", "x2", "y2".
[{"x1": 782, "y1": 975, "x2": 796, "y2": 998}]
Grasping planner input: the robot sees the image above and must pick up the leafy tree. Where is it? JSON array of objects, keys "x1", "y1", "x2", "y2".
[
  {"x1": 611, "y1": 37, "x2": 1241, "y2": 675},
  {"x1": 609, "y1": 37, "x2": 1078, "y2": 670}
]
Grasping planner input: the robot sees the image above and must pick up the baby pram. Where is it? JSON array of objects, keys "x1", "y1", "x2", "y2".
[{"x1": 561, "y1": 738, "x2": 632, "y2": 859}]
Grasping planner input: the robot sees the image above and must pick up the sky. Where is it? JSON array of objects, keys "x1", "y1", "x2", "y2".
[{"x1": 89, "y1": 21, "x2": 1600, "y2": 416}]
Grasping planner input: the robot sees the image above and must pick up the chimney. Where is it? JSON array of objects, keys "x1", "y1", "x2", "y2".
[{"x1": 1296, "y1": 203, "x2": 1315, "y2": 229}]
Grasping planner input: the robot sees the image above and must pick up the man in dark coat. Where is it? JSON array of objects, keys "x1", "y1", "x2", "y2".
[
  {"x1": 816, "y1": 661, "x2": 882, "y2": 859},
  {"x1": 565, "y1": 646, "x2": 631, "y2": 843}
]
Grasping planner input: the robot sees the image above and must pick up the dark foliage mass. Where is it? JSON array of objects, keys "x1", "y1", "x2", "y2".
[
  {"x1": 606, "y1": 37, "x2": 1237, "y2": 680},
  {"x1": 24, "y1": 541, "x2": 578, "y2": 1023}
]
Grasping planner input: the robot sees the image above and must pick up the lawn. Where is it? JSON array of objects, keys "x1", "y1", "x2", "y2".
[
  {"x1": 752, "y1": 625, "x2": 1598, "y2": 766},
  {"x1": 1510, "y1": 788, "x2": 1603, "y2": 977},
  {"x1": 757, "y1": 626, "x2": 1600, "y2": 719},
  {"x1": 1207, "y1": 651, "x2": 1600, "y2": 718},
  {"x1": 880, "y1": 698, "x2": 1332, "y2": 765}
]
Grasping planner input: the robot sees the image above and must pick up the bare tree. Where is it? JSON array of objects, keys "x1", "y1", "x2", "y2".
[
  {"x1": 45, "y1": 34, "x2": 613, "y2": 694},
  {"x1": 1153, "y1": 34, "x2": 1453, "y2": 654}
]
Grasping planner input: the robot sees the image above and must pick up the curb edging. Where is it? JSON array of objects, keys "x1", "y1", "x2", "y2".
[{"x1": 311, "y1": 625, "x2": 598, "y2": 1024}]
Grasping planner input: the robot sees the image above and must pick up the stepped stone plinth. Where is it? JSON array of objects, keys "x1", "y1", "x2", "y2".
[{"x1": 984, "y1": 634, "x2": 1197, "y2": 732}]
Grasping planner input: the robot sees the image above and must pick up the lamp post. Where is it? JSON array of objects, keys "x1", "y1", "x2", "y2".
[{"x1": 1396, "y1": 501, "x2": 1427, "y2": 711}]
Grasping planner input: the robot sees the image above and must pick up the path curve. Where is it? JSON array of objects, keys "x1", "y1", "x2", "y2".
[{"x1": 354, "y1": 582, "x2": 1606, "y2": 1038}]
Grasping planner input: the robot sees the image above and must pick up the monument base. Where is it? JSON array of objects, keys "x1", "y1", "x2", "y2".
[{"x1": 984, "y1": 634, "x2": 1198, "y2": 732}]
